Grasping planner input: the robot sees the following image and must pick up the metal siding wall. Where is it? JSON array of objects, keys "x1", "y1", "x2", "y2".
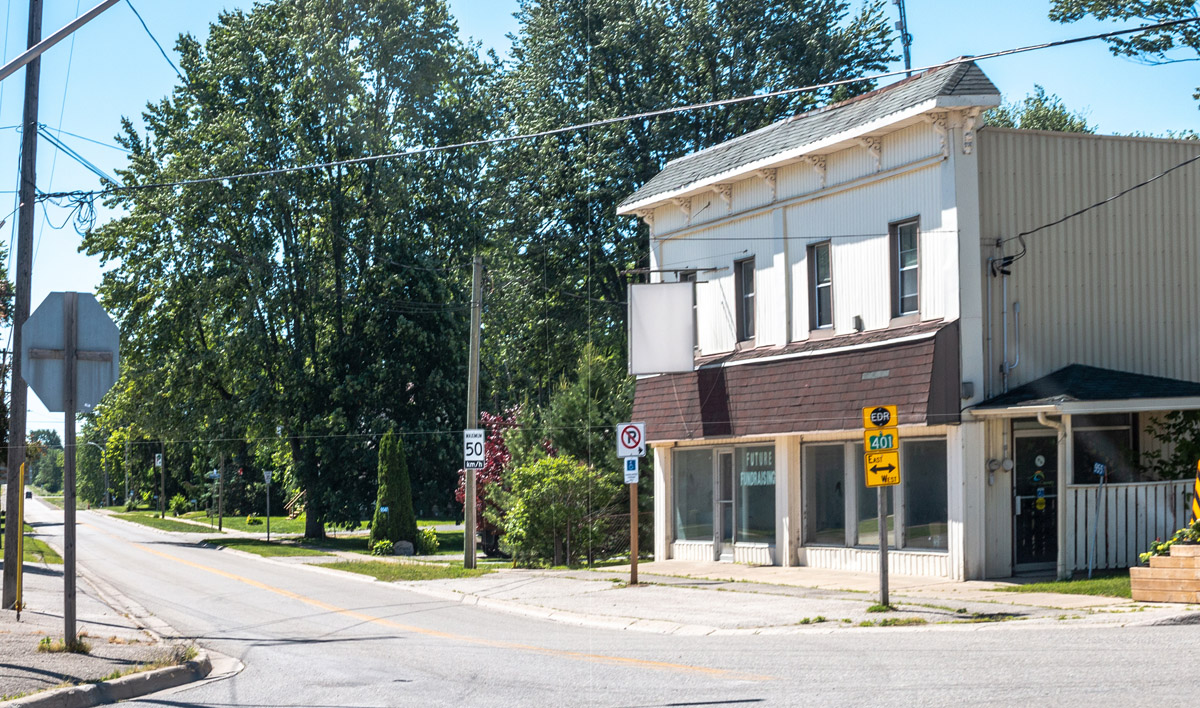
[
  {"x1": 784, "y1": 165, "x2": 949, "y2": 337},
  {"x1": 882, "y1": 122, "x2": 941, "y2": 170},
  {"x1": 672, "y1": 542, "x2": 715, "y2": 561},
  {"x1": 803, "y1": 547, "x2": 950, "y2": 577},
  {"x1": 978, "y1": 129, "x2": 1200, "y2": 389},
  {"x1": 660, "y1": 213, "x2": 775, "y2": 355},
  {"x1": 777, "y1": 161, "x2": 821, "y2": 200}
]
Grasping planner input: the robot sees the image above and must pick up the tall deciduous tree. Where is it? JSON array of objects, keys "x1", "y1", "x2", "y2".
[
  {"x1": 485, "y1": 0, "x2": 895, "y2": 408},
  {"x1": 1049, "y1": 1, "x2": 1200, "y2": 102},
  {"x1": 984, "y1": 85, "x2": 1095, "y2": 133},
  {"x1": 83, "y1": 0, "x2": 494, "y2": 537}
]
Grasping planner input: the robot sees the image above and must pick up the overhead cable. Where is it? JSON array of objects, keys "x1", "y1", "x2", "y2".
[{"x1": 37, "y1": 17, "x2": 1200, "y2": 203}]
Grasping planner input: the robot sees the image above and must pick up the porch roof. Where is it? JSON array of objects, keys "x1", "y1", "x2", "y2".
[{"x1": 970, "y1": 364, "x2": 1200, "y2": 417}]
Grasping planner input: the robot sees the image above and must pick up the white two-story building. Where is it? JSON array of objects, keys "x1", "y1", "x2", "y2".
[{"x1": 618, "y1": 61, "x2": 1200, "y2": 580}]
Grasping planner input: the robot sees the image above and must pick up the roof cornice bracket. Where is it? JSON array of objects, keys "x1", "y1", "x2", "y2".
[
  {"x1": 925, "y1": 112, "x2": 949, "y2": 156},
  {"x1": 858, "y1": 137, "x2": 882, "y2": 170},
  {"x1": 672, "y1": 197, "x2": 692, "y2": 223},
  {"x1": 799, "y1": 156, "x2": 825, "y2": 188},
  {"x1": 711, "y1": 183, "x2": 732, "y2": 211},
  {"x1": 962, "y1": 108, "x2": 982, "y2": 155},
  {"x1": 754, "y1": 168, "x2": 777, "y2": 201},
  {"x1": 633, "y1": 208, "x2": 655, "y2": 228}
]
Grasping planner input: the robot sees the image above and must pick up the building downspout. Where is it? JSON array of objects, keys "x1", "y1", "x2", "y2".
[{"x1": 1035, "y1": 411, "x2": 1070, "y2": 580}]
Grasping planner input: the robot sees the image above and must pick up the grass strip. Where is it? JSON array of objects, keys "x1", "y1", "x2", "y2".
[
  {"x1": 324, "y1": 560, "x2": 492, "y2": 582},
  {"x1": 994, "y1": 574, "x2": 1131, "y2": 599},
  {"x1": 207, "y1": 538, "x2": 330, "y2": 557},
  {"x1": 114, "y1": 512, "x2": 218, "y2": 534}
]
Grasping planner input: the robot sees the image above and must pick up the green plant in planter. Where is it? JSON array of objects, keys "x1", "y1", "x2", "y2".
[{"x1": 1139, "y1": 518, "x2": 1200, "y2": 564}]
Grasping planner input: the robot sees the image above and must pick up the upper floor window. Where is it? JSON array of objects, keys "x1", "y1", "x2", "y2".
[
  {"x1": 891, "y1": 220, "x2": 919, "y2": 316},
  {"x1": 735, "y1": 257, "x2": 755, "y2": 342},
  {"x1": 809, "y1": 242, "x2": 832, "y2": 329}
]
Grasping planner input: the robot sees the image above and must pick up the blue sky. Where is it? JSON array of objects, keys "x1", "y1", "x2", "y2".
[{"x1": 5, "y1": 0, "x2": 1197, "y2": 434}]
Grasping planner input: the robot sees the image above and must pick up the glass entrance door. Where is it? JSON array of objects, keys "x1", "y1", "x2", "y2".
[
  {"x1": 1013, "y1": 434, "x2": 1058, "y2": 571},
  {"x1": 714, "y1": 451, "x2": 734, "y2": 561}
]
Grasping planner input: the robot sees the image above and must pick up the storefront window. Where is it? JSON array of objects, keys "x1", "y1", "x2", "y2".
[
  {"x1": 736, "y1": 446, "x2": 775, "y2": 543},
  {"x1": 804, "y1": 445, "x2": 845, "y2": 545},
  {"x1": 903, "y1": 440, "x2": 948, "y2": 549},
  {"x1": 673, "y1": 449, "x2": 713, "y2": 541},
  {"x1": 805, "y1": 439, "x2": 947, "y2": 552},
  {"x1": 855, "y1": 444, "x2": 895, "y2": 548}
]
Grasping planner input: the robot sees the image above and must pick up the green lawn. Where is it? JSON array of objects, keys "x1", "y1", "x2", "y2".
[
  {"x1": 20, "y1": 524, "x2": 62, "y2": 564},
  {"x1": 996, "y1": 573, "x2": 1131, "y2": 599},
  {"x1": 206, "y1": 538, "x2": 330, "y2": 558},
  {"x1": 417, "y1": 518, "x2": 458, "y2": 527},
  {"x1": 324, "y1": 560, "x2": 492, "y2": 582},
  {"x1": 114, "y1": 512, "x2": 218, "y2": 534},
  {"x1": 299, "y1": 530, "x2": 463, "y2": 556}
]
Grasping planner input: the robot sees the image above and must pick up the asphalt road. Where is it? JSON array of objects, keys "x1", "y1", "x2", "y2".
[{"x1": 23, "y1": 498, "x2": 1200, "y2": 707}]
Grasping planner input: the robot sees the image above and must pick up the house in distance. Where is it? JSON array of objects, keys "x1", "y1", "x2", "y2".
[{"x1": 620, "y1": 60, "x2": 1200, "y2": 580}]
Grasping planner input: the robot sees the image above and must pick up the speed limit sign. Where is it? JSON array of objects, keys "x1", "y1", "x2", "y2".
[{"x1": 463, "y1": 429, "x2": 485, "y2": 469}]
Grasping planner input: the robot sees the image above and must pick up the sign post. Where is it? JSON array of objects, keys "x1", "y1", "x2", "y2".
[
  {"x1": 263, "y1": 469, "x2": 272, "y2": 543},
  {"x1": 617, "y1": 423, "x2": 646, "y2": 585},
  {"x1": 463, "y1": 429, "x2": 485, "y2": 569},
  {"x1": 21, "y1": 292, "x2": 119, "y2": 646},
  {"x1": 863, "y1": 405, "x2": 900, "y2": 607}
]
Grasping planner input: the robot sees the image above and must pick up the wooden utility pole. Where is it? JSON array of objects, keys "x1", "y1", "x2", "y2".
[
  {"x1": 463, "y1": 255, "x2": 482, "y2": 570},
  {"x1": 218, "y1": 453, "x2": 225, "y2": 532},
  {"x1": 3, "y1": 0, "x2": 42, "y2": 610},
  {"x1": 158, "y1": 442, "x2": 165, "y2": 518}
]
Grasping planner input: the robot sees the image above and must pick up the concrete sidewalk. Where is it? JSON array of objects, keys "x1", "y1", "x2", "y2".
[
  {"x1": 1, "y1": 498, "x2": 214, "y2": 705},
  {"x1": 377, "y1": 560, "x2": 1200, "y2": 636}
]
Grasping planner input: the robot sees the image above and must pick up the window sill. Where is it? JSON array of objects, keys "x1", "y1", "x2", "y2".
[
  {"x1": 889, "y1": 313, "x2": 920, "y2": 328},
  {"x1": 807, "y1": 327, "x2": 837, "y2": 340},
  {"x1": 735, "y1": 339, "x2": 756, "y2": 351}
]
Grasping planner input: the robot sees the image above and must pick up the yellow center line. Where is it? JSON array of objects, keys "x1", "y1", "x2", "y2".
[{"x1": 82, "y1": 521, "x2": 772, "y2": 681}]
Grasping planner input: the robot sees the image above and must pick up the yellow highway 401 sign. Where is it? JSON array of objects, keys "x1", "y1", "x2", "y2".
[
  {"x1": 865, "y1": 451, "x2": 900, "y2": 487},
  {"x1": 864, "y1": 428, "x2": 898, "y2": 452}
]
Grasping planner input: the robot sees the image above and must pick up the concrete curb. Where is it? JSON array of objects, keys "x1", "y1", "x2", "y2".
[{"x1": 3, "y1": 651, "x2": 212, "y2": 708}]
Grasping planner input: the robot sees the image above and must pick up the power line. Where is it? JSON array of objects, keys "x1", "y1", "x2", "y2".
[
  {"x1": 36, "y1": 17, "x2": 1200, "y2": 204},
  {"x1": 124, "y1": 0, "x2": 184, "y2": 83},
  {"x1": 42, "y1": 124, "x2": 129, "y2": 153}
]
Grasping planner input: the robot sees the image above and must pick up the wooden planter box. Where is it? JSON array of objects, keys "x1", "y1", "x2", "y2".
[{"x1": 1131, "y1": 543, "x2": 1200, "y2": 603}]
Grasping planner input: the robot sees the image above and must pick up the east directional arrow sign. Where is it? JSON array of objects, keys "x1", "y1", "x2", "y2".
[{"x1": 865, "y1": 451, "x2": 900, "y2": 487}]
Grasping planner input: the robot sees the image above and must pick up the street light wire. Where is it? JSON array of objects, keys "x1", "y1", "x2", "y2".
[{"x1": 36, "y1": 17, "x2": 1200, "y2": 204}]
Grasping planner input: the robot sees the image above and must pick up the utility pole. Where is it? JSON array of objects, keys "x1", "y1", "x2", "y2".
[
  {"x1": 893, "y1": 0, "x2": 913, "y2": 76},
  {"x1": 123, "y1": 436, "x2": 129, "y2": 506},
  {"x1": 463, "y1": 255, "x2": 482, "y2": 569},
  {"x1": 3, "y1": 0, "x2": 42, "y2": 610},
  {"x1": 218, "y1": 452, "x2": 225, "y2": 532},
  {"x1": 158, "y1": 442, "x2": 165, "y2": 518}
]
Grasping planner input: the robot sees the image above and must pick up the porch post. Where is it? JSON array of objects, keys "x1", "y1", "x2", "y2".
[
  {"x1": 1057, "y1": 415, "x2": 1073, "y2": 580},
  {"x1": 774, "y1": 436, "x2": 795, "y2": 566},
  {"x1": 653, "y1": 445, "x2": 671, "y2": 562}
]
